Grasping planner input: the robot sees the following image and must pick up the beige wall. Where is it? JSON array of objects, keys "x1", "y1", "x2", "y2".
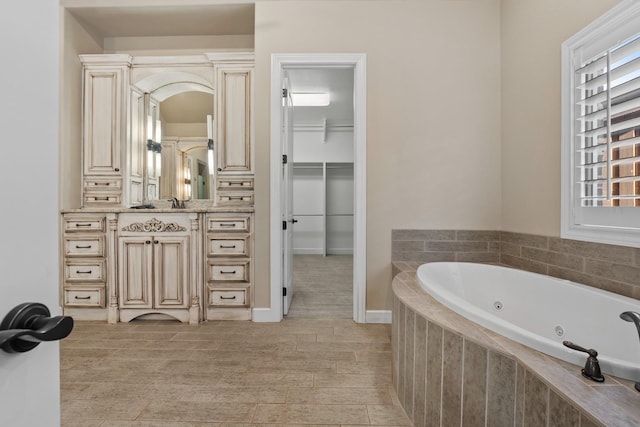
[
  {"x1": 500, "y1": 0, "x2": 620, "y2": 236},
  {"x1": 59, "y1": 9, "x2": 103, "y2": 210},
  {"x1": 254, "y1": 0, "x2": 502, "y2": 309}
]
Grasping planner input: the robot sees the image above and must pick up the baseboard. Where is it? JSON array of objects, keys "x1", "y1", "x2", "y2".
[
  {"x1": 251, "y1": 307, "x2": 281, "y2": 323},
  {"x1": 327, "y1": 248, "x2": 354, "y2": 255},
  {"x1": 365, "y1": 310, "x2": 392, "y2": 324},
  {"x1": 293, "y1": 249, "x2": 324, "y2": 255}
]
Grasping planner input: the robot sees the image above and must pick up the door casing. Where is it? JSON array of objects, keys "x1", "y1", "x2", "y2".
[{"x1": 262, "y1": 53, "x2": 367, "y2": 323}]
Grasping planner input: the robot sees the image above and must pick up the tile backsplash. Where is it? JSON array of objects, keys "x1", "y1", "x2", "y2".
[{"x1": 391, "y1": 229, "x2": 640, "y2": 300}]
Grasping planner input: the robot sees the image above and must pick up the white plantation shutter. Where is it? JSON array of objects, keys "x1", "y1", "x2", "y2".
[
  {"x1": 562, "y1": 0, "x2": 640, "y2": 247},
  {"x1": 574, "y1": 35, "x2": 640, "y2": 207}
]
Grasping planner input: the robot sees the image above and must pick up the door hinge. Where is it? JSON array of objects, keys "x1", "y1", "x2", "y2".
[
  {"x1": 282, "y1": 220, "x2": 287, "y2": 230},
  {"x1": 282, "y1": 154, "x2": 288, "y2": 164},
  {"x1": 283, "y1": 287, "x2": 287, "y2": 297},
  {"x1": 282, "y1": 88, "x2": 288, "y2": 98}
]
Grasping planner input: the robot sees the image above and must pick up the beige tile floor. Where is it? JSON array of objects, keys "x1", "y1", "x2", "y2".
[
  {"x1": 61, "y1": 255, "x2": 410, "y2": 426},
  {"x1": 287, "y1": 255, "x2": 353, "y2": 319}
]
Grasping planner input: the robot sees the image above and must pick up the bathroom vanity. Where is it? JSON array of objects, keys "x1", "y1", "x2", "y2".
[{"x1": 60, "y1": 52, "x2": 254, "y2": 324}]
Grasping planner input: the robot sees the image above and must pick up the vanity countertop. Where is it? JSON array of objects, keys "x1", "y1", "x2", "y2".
[{"x1": 61, "y1": 206, "x2": 254, "y2": 214}]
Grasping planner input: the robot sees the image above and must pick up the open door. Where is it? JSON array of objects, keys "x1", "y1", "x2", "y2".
[
  {"x1": 281, "y1": 75, "x2": 295, "y2": 315},
  {"x1": 0, "y1": 1, "x2": 64, "y2": 425}
]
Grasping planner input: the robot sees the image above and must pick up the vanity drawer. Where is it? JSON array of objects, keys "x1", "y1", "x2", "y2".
[
  {"x1": 216, "y1": 191, "x2": 254, "y2": 205},
  {"x1": 207, "y1": 236, "x2": 249, "y2": 257},
  {"x1": 206, "y1": 216, "x2": 250, "y2": 233},
  {"x1": 64, "y1": 286, "x2": 105, "y2": 307},
  {"x1": 65, "y1": 259, "x2": 105, "y2": 282},
  {"x1": 208, "y1": 288, "x2": 248, "y2": 307},
  {"x1": 217, "y1": 177, "x2": 254, "y2": 191},
  {"x1": 84, "y1": 193, "x2": 122, "y2": 205},
  {"x1": 84, "y1": 177, "x2": 122, "y2": 191},
  {"x1": 64, "y1": 237, "x2": 105, "y2": 257},
  {"x1": 63, "y1": 216, "x2": 105, "y2": 233},
  {"x1": 207, "y1": 261, "x2": 250, "y2": 282}
]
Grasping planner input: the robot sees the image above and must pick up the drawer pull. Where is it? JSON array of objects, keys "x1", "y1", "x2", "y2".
[
  {"x1": 75, "y1": 223, "x2": 92, "y2": 228},
  {"x1": 226, "y1": 196, "x2": 245, "y2": 201},
  {"x1": 219, "y1": 245, "x2": 237, "y2": 249},
  {"x1": 75, "y1": 270, "x2": 93, "y2": 274},
  {"x1": 229, "y1": 182, "x2": 245, "y2": 186},
  {"x1": 219, "y1": 295, "x2": 237, "y2": 300},
  {"x1": 94, "y1": 182, "x2": 110, "y2": 186},
  {"x1": 75, "y1": 245, "x2": 92, "y2": 249},
  {"x1": 94, "y1": 197, "x2": 110, "y2": 201},
  {"x1": 220, "y1": 270, "x2": 237, "y2": 274},
  {"x1": 74, "y1": 296, "x2": 91, "y2": 300},
  {"x1": 219, "y1": 223, "x2": 237, "y2": 227}
]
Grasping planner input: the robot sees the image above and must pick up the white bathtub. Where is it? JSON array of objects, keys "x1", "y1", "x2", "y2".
[{"x1": 417, "y1": 262, "x2": 640, "y2": 381}]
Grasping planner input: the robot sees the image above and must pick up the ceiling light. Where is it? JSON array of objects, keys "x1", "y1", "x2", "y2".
[{"x1": 291, "y1": 92, "x2": 330, "y2": 106}]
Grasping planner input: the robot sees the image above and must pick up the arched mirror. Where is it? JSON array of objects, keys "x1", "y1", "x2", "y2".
[
  {"x1": 129, "y1": 66, "x2": 215, "y2": 204},
  {"x1": 158, "y1": 91, "x2": 214, "y2": 201}
]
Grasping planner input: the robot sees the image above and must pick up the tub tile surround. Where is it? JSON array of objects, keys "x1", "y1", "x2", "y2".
[
  {"x1": 391, "y1": 229, "x2": 640, "y2": 301},
  {"x1": 392, "y1": 272, "x2": 640, "y2": 427}
]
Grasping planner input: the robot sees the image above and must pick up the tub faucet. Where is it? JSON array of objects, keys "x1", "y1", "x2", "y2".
[{"x1": 620, "y1": 311, "x2": 640, "y2": 392}]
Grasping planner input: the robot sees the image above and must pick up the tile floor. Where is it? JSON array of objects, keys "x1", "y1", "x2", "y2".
[
  {"x1": 287, "y1": 255, "x2": 353, "y2": 319},
  {"x1": 60, "y1": 255, "x2": 410, "y2": 426}
]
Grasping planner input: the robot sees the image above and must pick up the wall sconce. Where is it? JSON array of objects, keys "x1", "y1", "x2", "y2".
[
  {"x1": 146, "y1": 116, "x2": 162, "y2": 176},
  {"x1": 184, "y1": 163, "x2": 192, "y2": 198},
  {"x1": 155, "y1": 119, "x2": 162, "y2": 177},
  {"x1": 207, "y1": 114, "x2": 215, "y2": 175},
  {"x1": 154, "y1": 142, "x2": 162, "y2": 177}
]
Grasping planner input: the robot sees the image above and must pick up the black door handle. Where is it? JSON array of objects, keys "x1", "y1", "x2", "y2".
[
  {"x1": 289, "y1": 219, "x2": 298, "y2": 224},
  {"x1": 0, "y1": 303, "x2": 74, "y2": 353}
]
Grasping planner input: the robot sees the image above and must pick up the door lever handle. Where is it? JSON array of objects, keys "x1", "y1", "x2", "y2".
[{"x1": 0, "y1": 302, "x2": 74, "y2": 353}]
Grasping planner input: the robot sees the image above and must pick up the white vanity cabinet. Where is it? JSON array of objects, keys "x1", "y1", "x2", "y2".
[
  {"x1": 60, "y1": 213, "x2": 116, "y2": 321},
  {"x1": 117, "y1": 213, "x2": 200, "y2": 324},
  {"x1": 205, "y1": 212, "x2": 253, "y2": 320},
  {"x1": 80, "y1": 55, "x2": 131, "y2": 207}
]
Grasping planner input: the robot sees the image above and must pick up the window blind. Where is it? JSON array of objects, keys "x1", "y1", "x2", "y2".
[{"x1": 575, "y1": 34, "x2": 640, "y2": 207}]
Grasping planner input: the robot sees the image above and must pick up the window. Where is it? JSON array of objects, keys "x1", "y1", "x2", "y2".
[{"x1": 562, "y1": 0, "x2": 640, "y2": 248}]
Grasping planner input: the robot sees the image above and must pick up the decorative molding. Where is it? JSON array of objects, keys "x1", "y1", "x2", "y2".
[{"x1": 121, "y1": 217, "x2": 186, "y2": 232}]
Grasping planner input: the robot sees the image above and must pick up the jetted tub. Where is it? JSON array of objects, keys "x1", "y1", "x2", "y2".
[{"x1": 417, "y1": 262, "x2": 640, "y2": 381}]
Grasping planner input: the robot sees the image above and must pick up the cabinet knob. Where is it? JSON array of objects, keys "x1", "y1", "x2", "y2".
[{"x1": 145, "y1": 240, "x2": 151, "y2": 244}]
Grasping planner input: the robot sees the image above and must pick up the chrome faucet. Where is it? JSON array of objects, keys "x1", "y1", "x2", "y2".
[{"x1": 620, "y1": 311, "x2": 640, "y2": 392}]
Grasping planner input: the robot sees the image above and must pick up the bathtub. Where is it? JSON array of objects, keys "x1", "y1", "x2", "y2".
[{"x1": 417, "y1": 262, "x2": 640, "y2": 381}]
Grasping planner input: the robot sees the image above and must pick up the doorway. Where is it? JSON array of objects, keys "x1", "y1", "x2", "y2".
[
  {"x1": 267, "y1": 54, "x2": 367, "y2": 323},
  {"x1": 286, "y1": 67, "x2": 355, "y2": 318}
]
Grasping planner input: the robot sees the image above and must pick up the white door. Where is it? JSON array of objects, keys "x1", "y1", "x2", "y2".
[
  {"x1": 0, "y1": 1, "x2": 62, "y2": 425},
  {"x1": 282, "y1": 75, "x2": 295, "y2": 315}
]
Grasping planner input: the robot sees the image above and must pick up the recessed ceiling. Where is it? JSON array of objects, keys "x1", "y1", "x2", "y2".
[{"x1": 67, "y1": 4, "x2": 254, "y2": 38}]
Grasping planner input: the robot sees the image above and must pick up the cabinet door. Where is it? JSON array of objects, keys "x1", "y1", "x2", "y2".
[
  {"x1": 118, "y1": 237, "x2": 153, "y2": 308},
  {"x1": 216, "y1": 66, "x2": 253, "y2": 174},
  {"x1": 83, "y1": 67, "x2": 125, "y2": 175},
  {"x1": 154, "y1": 236, "x2": 189, "y2": 308}
]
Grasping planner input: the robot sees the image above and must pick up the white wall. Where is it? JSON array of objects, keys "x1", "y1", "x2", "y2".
[{"x1": 0, "y1": 1, "x2": 61, "y2": 425}]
